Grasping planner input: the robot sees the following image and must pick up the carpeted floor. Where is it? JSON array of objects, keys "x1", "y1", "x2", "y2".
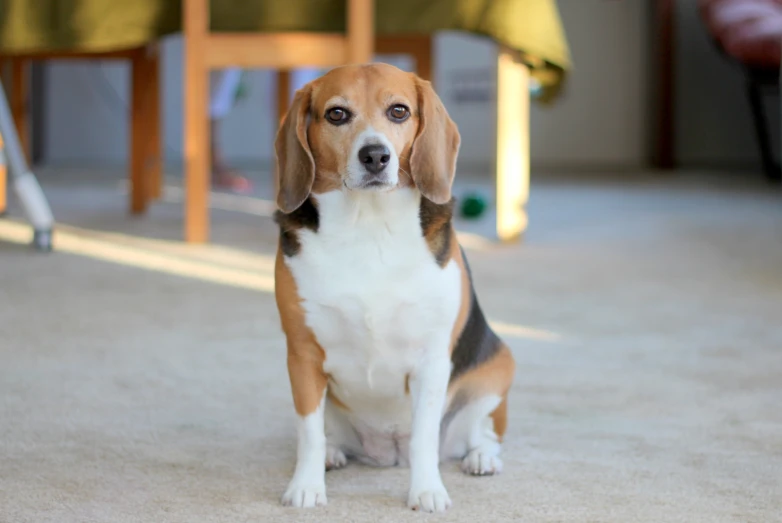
[{"x1": 1, "y1": 168, "x2": 781, "y2": 522}]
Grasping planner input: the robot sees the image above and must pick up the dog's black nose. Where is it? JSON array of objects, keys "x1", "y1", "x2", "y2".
[{"x1": 358, "y1": 144, "x2": 391, "y2": 175}]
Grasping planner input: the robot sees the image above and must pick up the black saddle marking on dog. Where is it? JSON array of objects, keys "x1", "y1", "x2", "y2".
[
  {"x1": 274, "y1": 197, "x2": 319, "y2": 257},
  {"x1": 449, "y1": 248, "x2": 501, "y2": 382},
  {"x1": 419, "y1": 196, "x2": 455, "y2": 267}
]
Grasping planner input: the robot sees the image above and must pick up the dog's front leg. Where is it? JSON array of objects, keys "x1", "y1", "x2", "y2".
[
  {"x1": 281, "y1": 346, "x2": 328, "y2": 508},
  {"x1": 407, "y1": 353, "x2": 452, "y2": 512}
]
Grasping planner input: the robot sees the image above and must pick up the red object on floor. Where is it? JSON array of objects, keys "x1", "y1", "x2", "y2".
[{"x1": 699, "y1": 0, "x2": 782, "y2": 68}]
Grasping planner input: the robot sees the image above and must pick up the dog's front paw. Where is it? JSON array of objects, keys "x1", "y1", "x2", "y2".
[
  {"x1": 281, "y1": 481, "x2": 327, "y2": 508},
  {"x1": 407, "y1": 484, "x2": 452, "y2": 513},
  {"x1": 461, "y1": 447, "x2": 503, "y2": 476},
  {"x1": 326, "y1": 446, "x2": 347, "y2": 471}
]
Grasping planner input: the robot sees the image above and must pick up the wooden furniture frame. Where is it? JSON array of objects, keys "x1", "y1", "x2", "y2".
[
  {"x1": 3, "y1": 1, "x2": 531, "y2": 243},
  {"x1": 183, "y1": 0, "x2": 374, "y2": 243},
  {"x1": 653, "y1": 0, "x2": 675, "y2": 170},
  {"x1": 744, "y1": 67, "x2": 781, "y2": 181},
  {"x1": 0, "y1": 47, "x2": 161, "y2": 215},
  {"x1": 0, "y1": 127, "x2": 5, "y2": 215}
]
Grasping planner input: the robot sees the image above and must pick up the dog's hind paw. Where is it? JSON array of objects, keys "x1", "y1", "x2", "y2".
[
  {"x1": 326, "y1": 446, "x2": 347, "y2": 471},
  {"x1": 461, "y1": 445, "x2": 503, "y2": 476}
]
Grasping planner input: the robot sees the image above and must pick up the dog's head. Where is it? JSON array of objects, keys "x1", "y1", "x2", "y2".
[{"x1": 275, "y1": 63, "x2": 461, "y2": 213}]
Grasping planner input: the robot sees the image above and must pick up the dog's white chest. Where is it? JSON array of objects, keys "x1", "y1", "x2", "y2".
[{"x1": 285, "y1": 190, "x2": 460, "y2": 423}]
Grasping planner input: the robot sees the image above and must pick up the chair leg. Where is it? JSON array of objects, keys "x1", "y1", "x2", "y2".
[
  {"x1": 10, "y1": 58, "x2": 29, "y2": 164},
  {"x1": 184, "y1": 0, "x2": 210, "y2": 243},
  {"x1": 746, "y1": 77, "x2": 781, "y2": 182},
  {"x1": 0, "y1": 79, "x2": 54, "y2": 249},
  {"x1": 0, "y1": 63, "x2": 5, "y2": 215},
  {"x1": 347, "y1": 0, "x2": 374, "y2": 63},
  {"x1": 148, "y1": 46, "x2": 163, "y2": 200},
  {"x1": 494, "y1": 48, "x2": 529, "y2": 242},
  {"x1": 414, "y1": 37, "x2": 433, "y2": 85},
  {"x1": 0, "y1": 131, "x2": 6, "y2": 216},
  {"x1": 274, "y1": 70, "x2": 290, "y2": 197},
  {"x1": 130, "y1": 48, "x2": 154, "y2": 214},
  {"x1": 376, "y1": 36, "x2": 433, "y2": 84}
]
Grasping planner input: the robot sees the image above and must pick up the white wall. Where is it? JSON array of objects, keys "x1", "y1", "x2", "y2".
[
  {"x1": 42, "y1": 0, "x2": 652, "y2": 171},
  {"x1": 529, "y1": 0, "x2": 650, "y2": 169}
]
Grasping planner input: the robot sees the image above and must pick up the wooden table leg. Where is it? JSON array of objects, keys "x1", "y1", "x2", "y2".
[
  {"x1": 277, "y1": 70, "x2": 290, "y2": 125},
  {"x1": 274, "y1": 70, "x2": 291, "y2": 196},
  {"x1": 347, "y1": 0, "x2": 374, "y2": 63},
  {"x1": 0, "y1": 131, "x2": 6, "y2": 215},
  {"x1": 148, "y1": 45, "x2": 162, "y2": 200},
  {"x1": 130, "y1": 48, "x2": 152, "y2": 215},
  {"x1": 0, "y1": 60, "x2": 5, "y2": 215},
  {"x1": 10, "y1": 58, "x2": 29, "y2": 163},
  {"x1": 494, "y1": 48, "x2": 529, "y2": 242},
  {"x1": 654, "y1": 0, "x2": 675, "y2": 169},
  {"x1": 184, "y1": 0, "x2": 210, "y2": 243},
  {"x1": 413, "y1": 36, "x2": 433, "y2": 85},
  {"x1": 376, "y1": 36, "x2": 433, "y2": 84}
]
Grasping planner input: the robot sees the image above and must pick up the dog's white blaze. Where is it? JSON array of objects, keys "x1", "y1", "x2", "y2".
[
  {"x1": 285, "y1": 187, "x2": 461, "y2": 466},
  {"x1": 345, "y1": 126, "x2": 400, "y2": 191}
]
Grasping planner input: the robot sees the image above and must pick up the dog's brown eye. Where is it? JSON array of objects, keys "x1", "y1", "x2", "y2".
[
  {"x1": 326, "y1": 107, "x2": 351, "y2": 125},
  {"x1": 387, "y1": 104, "x2": 410, "y2": 122}
]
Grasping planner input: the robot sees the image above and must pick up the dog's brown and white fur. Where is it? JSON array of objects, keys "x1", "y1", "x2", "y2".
[{"x1": 273, "y1": 63, "x2": 515, "y2": 513}]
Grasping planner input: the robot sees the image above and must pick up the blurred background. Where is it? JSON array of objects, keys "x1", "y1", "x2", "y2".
[
  {"x1": 8, "y1": 1, "x2": 781, "y2": 177},
  {"x1": 1, "y1": 2, "x2": 781, "y2": 522}
]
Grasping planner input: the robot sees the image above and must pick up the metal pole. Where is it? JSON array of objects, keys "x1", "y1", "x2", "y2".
[{"x1": 0, "y1": 80, "x2": 53, "y2": 251}]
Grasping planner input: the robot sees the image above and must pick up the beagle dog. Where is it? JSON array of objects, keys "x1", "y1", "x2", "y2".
[{"x1": 273, "y1": 63, "x2": 515, "y2": 513}]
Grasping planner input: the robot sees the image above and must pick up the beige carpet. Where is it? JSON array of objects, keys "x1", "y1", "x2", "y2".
[{"x1": 1, "y1": 169, "x2": 781, "y2": 522}]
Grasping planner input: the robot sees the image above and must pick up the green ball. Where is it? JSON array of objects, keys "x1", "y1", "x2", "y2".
[
  {"x1": 460, "y1": 194, "x2": 486, "y2": 218},
  {"x1": 234, "y1": 73, "x2": 250, "y2": 102}
]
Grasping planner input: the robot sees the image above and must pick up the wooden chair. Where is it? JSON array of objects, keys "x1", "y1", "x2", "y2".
[
  {"x1": 0, "y1": 128, "x2": 5, "y2": 216},
  {"x1": 3, "y1": 1, "x2": 530, "y2": 245},
  {"x1": 182, "y1": 0, "x2": 374, "y2": 243},
  {"x1": 0, "y1": 48, "x2": 162, "y2": 216}
]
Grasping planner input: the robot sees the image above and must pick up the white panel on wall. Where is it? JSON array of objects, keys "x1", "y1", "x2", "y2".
[{"x1": 431, "y1": 32, "x2": 498, "y2": 172}]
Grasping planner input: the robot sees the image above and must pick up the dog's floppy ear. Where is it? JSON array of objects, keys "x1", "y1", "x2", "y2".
[
  {"x1": 409, "y1": 78, "x2": 461, "y2": 204},
  {"x1": 275, "y1": 84, "x2": 315, "y2": 213}
]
